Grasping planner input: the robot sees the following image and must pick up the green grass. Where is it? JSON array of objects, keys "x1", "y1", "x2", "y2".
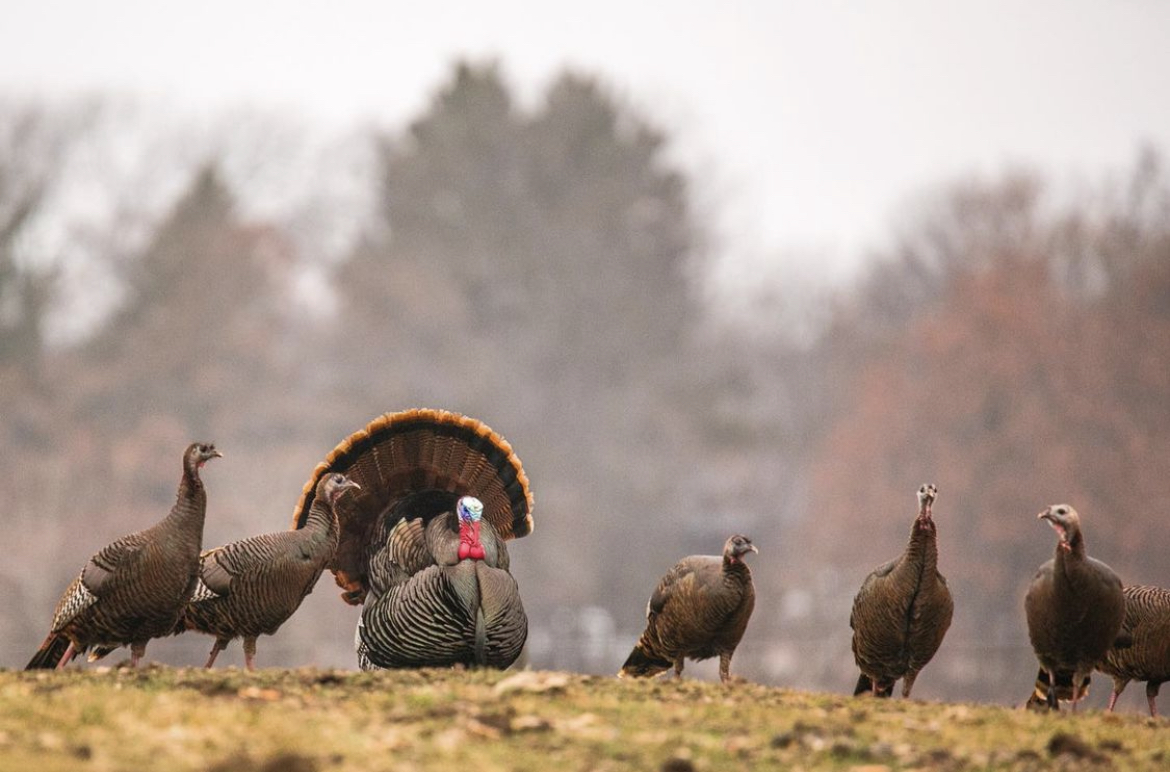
[{"x1": 0, "y1": 667, "x2": 1166, "y2": 771}]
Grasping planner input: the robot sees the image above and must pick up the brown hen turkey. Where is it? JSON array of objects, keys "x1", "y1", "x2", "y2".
[
  {"x1": 176, "y1": 472, "x2": 360, "y2": 669},
  {"x1": 1025, "y1": 504, "x2": 1125, "y2": 711},
  {"x1": 850, "y1": 483, "x2": 953, "y2": 698},
  {"x1": 619, "y1": 534, "x2": 757, "y2": 684},
  {"x1": 1100, "y1": 584, "x2": 1170, "y2": 716},
  {"x1": 26, "y1": 442, "x2": 222, "y2": 669}
]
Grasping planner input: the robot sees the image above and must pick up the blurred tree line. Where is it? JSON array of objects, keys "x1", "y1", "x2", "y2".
[{"x1": 0, "y1": 64, "x2": 1167, "y2": 706}]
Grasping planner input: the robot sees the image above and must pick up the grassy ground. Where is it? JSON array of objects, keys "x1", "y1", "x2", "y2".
[{"x1": 0, "y1": 666, "x2": 1166, "y2": 771}]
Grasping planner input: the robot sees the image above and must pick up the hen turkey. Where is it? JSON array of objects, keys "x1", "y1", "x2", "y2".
[
  {"x1": 850, "y1": 483, "x2": 953, "y2": 698},
  {"x1": 1025, "y1": 504, "x2": 1125, "y2": 711},
  {"x1": 619, "y1": 534, "x2": 757, "y2": 684},
  {"x1": 26, "y1": 442, "x2": 222, "y2": 669},
  {"x1": 176, "y1": 472, "x2": 360, "y2": 669},
  {"x1": 1100, "y1": 584, "x2": 1170, "y2": 716}
]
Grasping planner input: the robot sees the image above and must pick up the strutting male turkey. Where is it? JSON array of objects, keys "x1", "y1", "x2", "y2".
[
  {"x1": 26, "y1": 442, "x2": 222, "y2": 669},
  {"x1": 850, "y1": 484, "x2": 953, "y2": 698},
  {"x1": 175, "y1": 472, "x2": 361, "y2": 669},
  {"x1": 289, "y1": 409, "x2": 534, "y2": 670},
  {"x1": 619, "y1": 534, "x2": 757, "y2": 684},
  {"x1": 1025, "y1": 504, "x2": 1126, "y2": 711}
]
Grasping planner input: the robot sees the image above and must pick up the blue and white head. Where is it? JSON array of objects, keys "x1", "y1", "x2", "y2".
[{"x1": 457, "y1": 496, "x2": 484, "y2": 524}]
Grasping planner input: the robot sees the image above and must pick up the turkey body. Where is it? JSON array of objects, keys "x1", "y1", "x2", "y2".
[
  {"x1": 1099, "y1": 584, "x2": 1170, "y2": 716},
  {"x1": 26, "y1": 443, "x2": 221, "y2": 669},
  {"x1": 1025, "y1": 504, "x2": 1125, "y2": 710},
  {"x1": 290, "y1": 409, "x2": 534, "y2": 670},
  {"x1": 851, "y1": 484, "x2": 953, "y2": 698},
  {"x1": 619, "y1": 535, "x2": 756, "y2": 683},
  {"x1": 356, "y1": 494, "x2": 526, "y2": 669},
  {"x1": 177, "y1": 473, "x2": 358, "y2": 669}
]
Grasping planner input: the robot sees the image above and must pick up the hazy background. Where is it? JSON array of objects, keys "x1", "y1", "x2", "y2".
[{"x1": 2, "y1": 2, "x2": 1169, "y2": 709}]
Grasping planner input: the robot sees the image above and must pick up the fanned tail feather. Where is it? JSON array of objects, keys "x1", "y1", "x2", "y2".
[
  {"x1": 291, "y1": 409, "x2": 533, "y2": 538},
  {"x1": 290, "y1": 409, "x2": 535, "y2": 606},
  {"x1": 26, "y1": 632, "x2": 72, "y2": 670}
]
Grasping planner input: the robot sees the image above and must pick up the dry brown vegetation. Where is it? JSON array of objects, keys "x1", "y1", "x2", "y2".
[{"x1": 3, "y1": 667, "x2": 1170, "y2": 772}]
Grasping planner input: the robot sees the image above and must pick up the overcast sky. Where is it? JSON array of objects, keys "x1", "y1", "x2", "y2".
[{"x1": 3, "y1": 0, "x2": 1169, "y2": 285}]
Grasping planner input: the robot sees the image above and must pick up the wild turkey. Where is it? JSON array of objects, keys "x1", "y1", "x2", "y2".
[
  {"x1": 1099, "y1": 584, "x2": 1170, "y2": 716},
  {"x1": 850, "y1": 483, "x2": 953, "y2": 698},
  {"x1": 289, "y1": 409, "x2": 534, "y2": 669},
  {"x1": 1025, "y1": 504, "x2": 1126, "y2": 711},
  {"x1": 26, "y1": 442, "x2": 222, "y2": 669},
  {"x1": 618, "y1": 534, "x2": 757, "y2": 684},
  {"x1": 176, "y1": 472, "x2": 361, "y2": 670}
]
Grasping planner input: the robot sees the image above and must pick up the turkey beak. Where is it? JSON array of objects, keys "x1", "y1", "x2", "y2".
[
  {"x1": 342, "y1": 480, "x2": 362, "y2": 495},
  {"x1": 211, "y1": 449, "x2": 224, "y2": 459}
]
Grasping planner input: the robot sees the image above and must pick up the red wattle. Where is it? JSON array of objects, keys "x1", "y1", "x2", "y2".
[{"x1": 459, "y1": 520, "x2": 485, "y2": 561}]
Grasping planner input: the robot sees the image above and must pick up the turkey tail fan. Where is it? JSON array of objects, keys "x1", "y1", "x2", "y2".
[
  {"x1": 291, "y1": 409, "x2": 534, "y2": 603},
  {"x1": 26, "y1": 632, "x2": 73, "y2": 670}
]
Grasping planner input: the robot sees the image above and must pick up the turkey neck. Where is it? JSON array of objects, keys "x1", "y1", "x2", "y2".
[
  {"x1": 722, "y1": 554, "x2": 752, "y2": 582},
  {"x1": 903, "y1": 514, "x2": 939, "y2": 578},
  {"x1": 164, "y1": 459, "x2": 209, "y2": 542},
  {"x1": 1053, "y1": 526, "x2": 1087, "y2": 583},
  {"x1": 302, "y1": 499, "x2": 340, "y2": 549}
]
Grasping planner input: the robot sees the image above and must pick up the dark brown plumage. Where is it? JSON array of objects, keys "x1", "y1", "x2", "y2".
[
  {"x1": 1100, "y1": 584, "x2": 1170, "y2": 716},
  {"x1": 26, "y1": 442, "x2": 222, "y2": 669},
  {"x1": 176, "y1": 472, "x2": 360, "y2": 670},
  {"x1": 850, "y1": 483, "x2": 953, "y2": 698},
  {"x1": 289, "y1": 409, "x2": 534, "y2": 670},
  {"x1": 619, "y1": 535, "x2": 757, "y2": 684},
  {"x1": 1025, "y1": 504, "x2": 1126, "y2": 711}
]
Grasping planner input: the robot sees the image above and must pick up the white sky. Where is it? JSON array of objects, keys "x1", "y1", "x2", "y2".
[{"x1": 3, "y1": 0, "x2": 1169, "y2": 286}]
